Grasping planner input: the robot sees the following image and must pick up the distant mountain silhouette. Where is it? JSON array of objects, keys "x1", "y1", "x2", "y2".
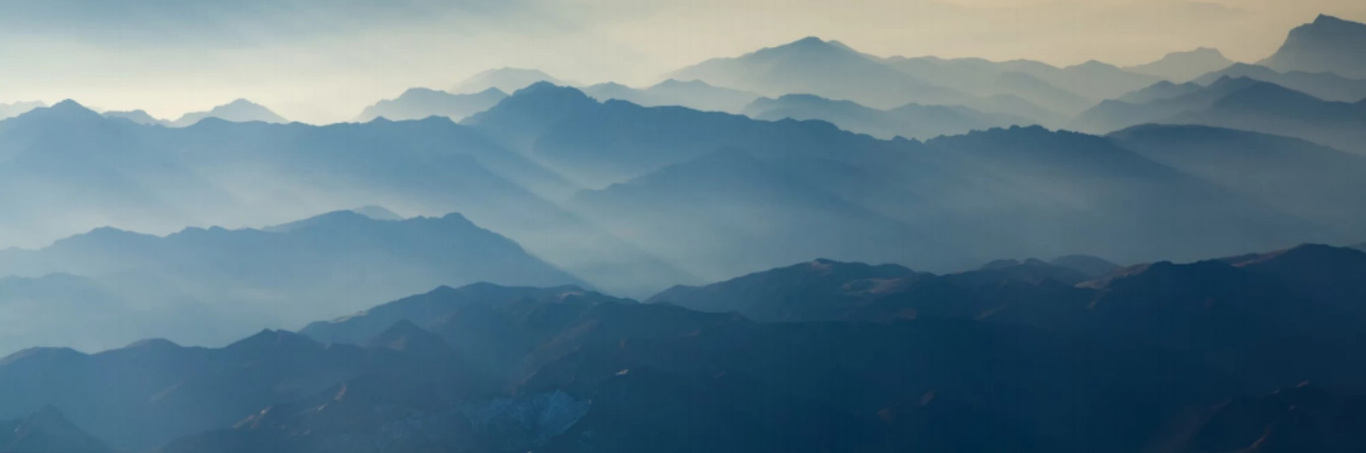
[
  {"x1": 1191, "y1": 63, "x2": 1366, "y2": 102},
  {"x1": 1262, "y1": 15, "x2": 1366, "y2": 79},
  {"x1": 1074, "y1": 76, "x2": 1266, "y2": 134},
  {"x1": 1115, "y1": 81, "x2": 1204, "y2": 104},
  {"x1": 743, "y1": 93, "x2": 1029, "y2": 140},
  {"x1": 582, "y1": 79, "x2": 760, "y2": 113},
  {"x1": 0, "y1": 406, "x2": 113, "y2": 453},
  {"x1": 1124, "y1": 47, "x2": 1233, "y2": 82},
  {"x1": 168, "y1": 99, "x2": 287, "y2": 127},
  {"x1": 1166, "y1": 81, "x2": 1366, "y2": 153},
  {"x1": 0, "y1": 101, "x2": 45, "y2": 120},
  {"x1": 0, "y1": 210, "x2": 583, "y2": 350},
  {"x1": 1110, "y1": 124, "x2": 1366, "y2": 236},
  {"x1": 451, "y1": 67, "x2": 566, "y2": 94},
  {"x1": 355, "y1": 87, "x2": 507, "y2": 122},
  {"x1": 102, "y1": 109, "x2": 167, "y2": 126},
  {"x1": 666, "y1": 37, "x2": 972, "y2": 110},
  {"x1": 881, "y1": 56, "x2": 1091, "y2": 117}
]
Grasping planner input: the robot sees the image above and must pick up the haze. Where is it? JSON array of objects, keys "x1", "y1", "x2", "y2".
[{"x1": 0, "y1": 0, "x2": 1361, "y2": 123}]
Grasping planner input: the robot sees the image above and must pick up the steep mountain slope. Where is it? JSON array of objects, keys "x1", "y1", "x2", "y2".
[
  {"x1": 1124, "y1": 47, "x2": 1233, "y2": 82},
  {"x1": 581, "y1": 79, "x2": 760, "y2": 113},
  {"x1": 355, "y1": 87, "x2": 507, "y2": 122},
  {"x1": 1262, "y1": 15, "x2": 1366, "y2": 79},
  {"x1": 169, "y1": 99, "x2": 287, "y2": 127},
  {"x1": 743, "y1": 94, "x2": 1028, "y2": 140}
]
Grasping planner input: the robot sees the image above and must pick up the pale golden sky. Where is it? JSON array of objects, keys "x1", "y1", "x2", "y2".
[{"x1": 0, "y1": 0, "x2": 1361, "y2": 123}]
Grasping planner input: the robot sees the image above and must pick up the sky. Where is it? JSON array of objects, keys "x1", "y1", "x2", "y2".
[{"x1": 0, "y1": 0, "x2": 1363, "y2": 124}]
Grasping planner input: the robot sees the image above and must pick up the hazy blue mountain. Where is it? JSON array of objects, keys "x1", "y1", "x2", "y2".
[
  {"x1": 470, "y1": 85, "x2": 1323, "y2": 273},
  {"x1": 355, "y1": 87, "x2": 507, "y2": 122},
  {"x1": 883, "y1": 56, "x2": 1096, "y2": 116},
  {"x1": 0, "y1": 101, "x2": 45, "y2": 120},
  {"x1": 665, "y1": 37, "x2": 971, "y2": 110},
  {"x1": 102, "y1": 109, "x2": 167, "y2": 125},
  {"x1": 1124, "y1": 47, "x2": 1233, "y2": 82},
  {"x1": 0, "y1": 210, "x2": 583, "y2": 350},
  {"x1": 0, "y1": 100, "x2": 693, "y2": 297},
  {"x1": 1166, "y1": 81, "x2": 1366, "y2": 153},
  {"x1": 1115, "y1": 81, "x2": 1204, "y2": 104},
  {"x1": 451, "y1": 67, "x2": 565, "y2": 94},
  {"x1": 1110, "y1": 125, "x2": 1366, "y2": 236},
  {"x1": 0, "y1": 274, "x2": 148, "y2": 357},
  {"x1": 983, "y1": 59, "x2": 1162, "y2": 103},
  {"x1": 1262, "y1": 15, "x2": 1366, "y2": 79},
  {"x1": 743, "y1": 93, "x2": 1030, "y2": 140},
  {"x1": 566, "y1": 150, "x2": 939, "y2": 281},
  {"x1": 0, "y1": 406, "x2": 113, "y2": 453},
  {"x1": 582, "y1": 79, "x2": 761, "y2": 113},
  {"x1": 1072, "y1": 76, "x2": 1266, "y2": 133},
  {"x1": 1191, "y1": 63, "x2": 1366, "y2": 102},
  {"x1": 0, "y1": 326, "x2": 487, "y2": 451},
  {"x1": 7, "y1": 244, "x2": 1366, "y2": 452},
  {"x1": 168, "y1": 99, "x2": 287, "y2": 127}
]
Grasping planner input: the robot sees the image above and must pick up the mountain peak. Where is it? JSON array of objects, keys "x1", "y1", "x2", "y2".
[{"x1": 1263, "y1": 14, "x2": 1366, "y2": 78}]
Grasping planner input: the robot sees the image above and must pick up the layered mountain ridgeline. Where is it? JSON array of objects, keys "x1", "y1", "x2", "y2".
[
  {"x1": 1190, "y1": 63, "x2": 1366, "y2": 103},
  {"x1": 1, "y1": 244, "x2": 1362, "y2": 452},
  {"x1": 356, "y1": 87, "x2": 508, "y2": 122},
  {"x1": 1123, "y1": 47, "x2": 1234, "y2": 83},
  {"x1": 167, "y1": 99, "x2": 288, "y2": 127},
  {"x1": 0, "y1": 209, "x2": 583, "y2": 353},
  {"x1": 0, "y1": 99, "x2": 686, "y2": 298},
  {"x1": 582, "y1": 79, "x2": 760, "y2": 114},
  {"x1": 664, "y1": 37, "x2": 1159, "y2": 123},
  {"x1": 0, "y1": 101, "x2": 45, "y2": 120},
  {"x1": 742, "y1": 94, "x2": 1029, "y2": 140},
  {"x1": 1074, "y1": 77, "x2": 1366, "y2": 153},
  {"x1": 452, "y1": 67, "x2": 567, "y2": 94},
  {"x1": 466, "y1": 83, "x2": 1346, "y2": 281}
]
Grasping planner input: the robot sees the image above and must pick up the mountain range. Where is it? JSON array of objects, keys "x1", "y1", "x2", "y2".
[
  {"x1": 355, "y1": 87, "x2": 509, "y2": 122},
  {"x1": 2, "y1": 243, "x2": 1364, "y2": 452},
  {"x1": 1124, "y1": 47, "x2": 1234, "y2": 82},
  {"x1": 0, "y1": 209, "x2": 582, "y2": 354},
  {"x1": 581, "y1": 79, "x2": 760, "y2": 114},
  {"x1": 452, "y1": 68, "x2": 567, "y2": 94},
  {"x1": 742, "y1": 93, "x2": 1029, "y2": 140}
]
